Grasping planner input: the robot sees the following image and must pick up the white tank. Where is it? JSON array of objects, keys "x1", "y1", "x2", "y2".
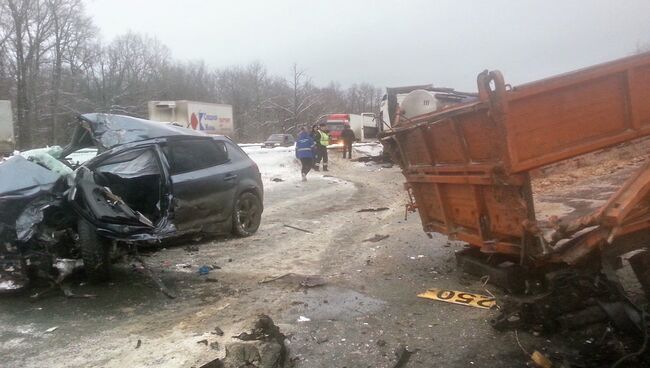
[{"x1": 399, "y1": 89, "x2": 439, "y2": 119}]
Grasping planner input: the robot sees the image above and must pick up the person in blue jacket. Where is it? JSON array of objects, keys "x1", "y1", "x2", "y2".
[{"x1": 295, "y1": 126, "x2": 316, "y2": 181}]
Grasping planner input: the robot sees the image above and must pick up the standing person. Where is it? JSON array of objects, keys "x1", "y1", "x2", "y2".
[
  {"x1": 341, "y1": 122, "x2": 356, "y2": 159},
  {"x1": 313, "y1": 123, "x2": 329, "y2": 171},
  {"x1": 295, "y1": 126, "x2": 315, "y2": 181},
  {"x1": 310, "y1": 124, "x2": 320, "y2": 167}
]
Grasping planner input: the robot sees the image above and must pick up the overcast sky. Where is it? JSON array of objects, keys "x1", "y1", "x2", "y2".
[{"x1": 85, "y1": 0, "x2": 650, "y2": 91}]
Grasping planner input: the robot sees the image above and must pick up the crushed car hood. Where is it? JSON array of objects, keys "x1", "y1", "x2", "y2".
[
  {"x1": 0, "y1": 155, "x2": 61, "y2": 197},
  {"x1": 67, "y1": 113, "x2": 205, "y2": 153}
]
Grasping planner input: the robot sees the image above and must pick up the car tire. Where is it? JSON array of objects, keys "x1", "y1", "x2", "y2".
[
  {"x1": 232, "y1": 192, "x2": 262, "y2": 237},
  {"x1": 78, "y1": 219, "x2": 111, "y2": 282}
]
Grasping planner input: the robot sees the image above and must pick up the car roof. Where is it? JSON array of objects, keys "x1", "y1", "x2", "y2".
[{"x1": 79, "y1": 113, "x2": 206, "y2": 150}]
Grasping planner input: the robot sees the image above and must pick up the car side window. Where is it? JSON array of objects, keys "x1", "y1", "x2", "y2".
[
  {"x1": 164, "y1": 139, "x2": 228, "y2": 175},
  {"x1": 224, "y1": 141, "x2": 247, "y2": 162}
]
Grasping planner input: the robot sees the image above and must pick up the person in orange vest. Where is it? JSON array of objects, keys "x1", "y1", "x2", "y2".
[{"x1": 312, "y1": 123, "x2": 329, "y2": 171}]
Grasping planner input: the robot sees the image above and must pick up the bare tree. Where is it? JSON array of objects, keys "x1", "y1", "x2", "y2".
[
  {"x1": 264, "y1": 63, "x2": 321, "y2": 133},
  {"x1": 46, "y1": 0, "x2": 94, "y2": 143},
  {"x1": 0, "y1": 4, "x2": 383, "y2": 146}
]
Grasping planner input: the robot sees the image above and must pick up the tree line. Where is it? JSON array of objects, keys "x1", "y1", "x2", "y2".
[{"x1": 0, "y1": 0, "x2": 383, "y2": 148}]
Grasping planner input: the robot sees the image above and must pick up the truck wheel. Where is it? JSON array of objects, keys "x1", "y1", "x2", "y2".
[
  {"x1": 232, "y1": 192, "x2": 262, "y2": 237},
  {"x1": 78, "y1": 219, "x2": 111, "y2": 282}
]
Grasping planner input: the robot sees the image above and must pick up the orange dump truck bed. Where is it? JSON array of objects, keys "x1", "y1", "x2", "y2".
[{"x1": 381, "y1": 52, "x2": 650, "y2": 266}]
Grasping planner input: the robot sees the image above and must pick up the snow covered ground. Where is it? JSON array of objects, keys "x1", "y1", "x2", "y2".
[{"x1": 240, "y1": 145, "x2": 301, "y2": 185}]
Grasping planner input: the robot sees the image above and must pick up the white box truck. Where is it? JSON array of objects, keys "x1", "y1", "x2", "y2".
[
  {"x1": 148, "y1": 100, "x2": 234, "y2": 136},
  {"x1": 0, "y1": 100, "x2": 14, "y2": 155},
  {"x1": 318, "y1": 113, "x2": 377, "y2": 144}
]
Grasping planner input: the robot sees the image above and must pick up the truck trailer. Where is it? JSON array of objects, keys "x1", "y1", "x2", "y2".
[
  {"x1": 0, "y1": 100, "x2": 14, "y2": 156},
  {"x1": 148, "y1": 100, "x2": 234, "y2": 136}
]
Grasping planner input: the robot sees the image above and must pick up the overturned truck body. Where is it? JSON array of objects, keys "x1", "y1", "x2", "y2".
[{"x1": 381, "y1": 52, "x2": 650, "y2": 286}]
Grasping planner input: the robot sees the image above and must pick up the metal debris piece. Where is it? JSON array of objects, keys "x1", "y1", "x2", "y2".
[
  {"x1": 363, "y1": 234, "x2": 390, "y2": 243},
  {"x1": 357, "y1": 207, "x2": 389, "y2": 213},
  {"x1": 283, "y1": 224, "x2": 313, "y2": 234},
  {"x1": 417, "y1": 288, "x2": 496, "y2": 309},
  {"x1": 135, "y1": 256, "x2": 176, "y2": 299}
]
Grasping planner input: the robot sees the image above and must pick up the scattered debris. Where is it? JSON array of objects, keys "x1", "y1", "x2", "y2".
[
  {"x1": 60, "y1": 284, "x2": 96, "y2": 299},
  {"x1": 297, "y1": 316, "x2": 311, "y2": 322},
  {"x1": 492, "y1": 270, "x2": 650, "y2": 366},
  {"x1": 197, "y1": 339, "x2": 209, "y2": 346},
  {"x1": 392, "y1": 345, "x2": 415, "y2": 368},
  {"x1": 351, "y1": 155, "x2": 384, "y2": 163},
  {"x1": 531, "y1": 350, "x2": 552, "y2": 368},
  {"x1": 205, "y1": 277, "x2": 219, "y2": 283},
  {"x1": 258, "y1": 273, "x2": 326, "y2": 288},
  {"x1": 271, "y1": 177, "x2": 284, "y2": 182},
  {"x1": 226, "y1": 315, "x2": 288, "y2": 368},
  {"x1": 45, "y1": 326, "x2": 59, "y2": 333},
  {"x1": 135, "y1": 339, "x2": 142, "y2": 349},
  {"x1": 135, "y1": 256, "x2": 176, "y2": 299},
  {"x1": 198, "y1": 266, "x2": 212, "y2": 275},
  {"x1": 175, "y1": 263, "x2": 192, "y2": 269},
  {"x1": 212, "y1": 327, "x2": 224, "y2": 336},
  {"x1": 184, "y1": 245, "x2": 200, "y2": 252},
  {"x1": 210, "y1": 341, "x2": 220, "y2": 350},
  {"x1": 283, "y1": 224, "x2": 313, "y2": 234},
  {"x1": 362, "y1": 234, "x2": 390, "y2": 243},
  {"x1": 417, "y1": 288, "x2": 496, "y2": 309},
  {"x1": 357, "y1": 207, "x2": 389, "y2": 213},
  {"x1": 198, "y1": 357, "x2": 224, "y2": 368}
]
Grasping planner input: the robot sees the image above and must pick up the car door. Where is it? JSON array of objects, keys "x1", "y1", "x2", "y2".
[{"x1": 163, "y1": 138, "x2": 237, "y2": 231}]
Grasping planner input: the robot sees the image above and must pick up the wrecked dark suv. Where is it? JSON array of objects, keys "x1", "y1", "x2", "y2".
[{"x1": 0, "y1": 113, "x2": 263, "y2": 290}]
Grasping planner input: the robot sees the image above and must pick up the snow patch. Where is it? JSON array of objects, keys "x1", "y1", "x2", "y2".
[{"x1": 353, "y1": 142, "x2": 383, "y2": 157}]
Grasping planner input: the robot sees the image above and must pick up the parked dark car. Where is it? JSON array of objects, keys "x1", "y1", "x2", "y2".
[
  {"x1": 0, "y1": 113, "x2": 263, "y2": 288},
  {"x1": 262, "y1": 134, "x2": 294, "y2": 148}
]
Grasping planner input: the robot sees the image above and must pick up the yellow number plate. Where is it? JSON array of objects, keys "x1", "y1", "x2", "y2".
[{"x1": 417, "y1": 288, "x2": 496, "y2": 309}]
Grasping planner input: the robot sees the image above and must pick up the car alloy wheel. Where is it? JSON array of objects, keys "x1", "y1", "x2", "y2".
[{"x1": 233, "y1": 192, "x2": 261, "y2": 236}]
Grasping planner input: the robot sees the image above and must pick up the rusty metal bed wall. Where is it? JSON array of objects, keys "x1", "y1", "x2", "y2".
[{"x1": 382, "y1": 52, "x2": 650, "y2": 263}]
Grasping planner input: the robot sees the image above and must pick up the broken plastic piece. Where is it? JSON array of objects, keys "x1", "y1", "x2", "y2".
[
  {"x1": 531, "y1": 350, "x2": 553, "y2": 368},
  {"x1": 417, "y1": 288, "x2": 496, "y2": 309}
]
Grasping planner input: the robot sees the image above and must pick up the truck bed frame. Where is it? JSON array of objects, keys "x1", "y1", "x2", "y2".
[{"x1": 381, "y1": 52, "x2": 650, "y2": 267}]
